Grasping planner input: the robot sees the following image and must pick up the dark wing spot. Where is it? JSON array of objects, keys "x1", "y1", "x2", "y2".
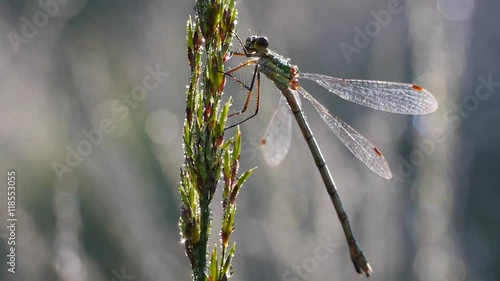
[
  {"x1": 412, "y1": 84, "x2": 423, "y2": 91},
  {"x1": 373, "y1": 147, "x2": 382, "y2": 157},
  {"x1": 261, "y1": 138, "x2": 267, "y2": 146}
]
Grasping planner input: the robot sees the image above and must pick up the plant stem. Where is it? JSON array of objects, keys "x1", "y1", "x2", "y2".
[
  {"x1": 195, "y1": 194, "x2": 210, "y2": 280},
  {"x1": 179, "y1": 1, "x2": 254, "y2": 280}
]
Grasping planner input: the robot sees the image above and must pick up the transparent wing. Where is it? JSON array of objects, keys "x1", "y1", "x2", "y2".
[
  {"x1": 298, "y1": 86, "x2": 393, "y2": 179},
  {"x1": 301, "y1": 72, "x2": 438, "y2": 115},
  {"x1": 261, "y1": 91, "x2": 301, "y2": 166}
]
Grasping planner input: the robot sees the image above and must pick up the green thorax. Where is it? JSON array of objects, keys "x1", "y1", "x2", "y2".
[
  {"x1": 258, "y1": 50, "x2": 299, "y2": 89},
  {"x1": 266, "y1": 51, "x2": 294, "y2": 76}
]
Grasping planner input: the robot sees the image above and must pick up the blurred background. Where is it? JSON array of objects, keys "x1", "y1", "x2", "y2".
[{"x1": 0, "y1": 0, "x2": 499, "y2": 280}]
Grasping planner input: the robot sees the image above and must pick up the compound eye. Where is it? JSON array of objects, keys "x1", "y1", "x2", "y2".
[
  {"x1": 255, "y1": 36, "x2": 269, "y2": 48},
  {"x1": 246, "y1": 36, "x2": 256, "y2": 44}
]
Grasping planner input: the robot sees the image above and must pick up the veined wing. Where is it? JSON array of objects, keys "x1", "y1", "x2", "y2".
[
  {"x1": 298, "y1": 86, "x2": 393, "y2": 179},
  {"x1": 301, "y1": 72, "x2": 438, "y2": 115},
  {"x1": 261, "y1": 91, "x2": 302, "y2": 166}
]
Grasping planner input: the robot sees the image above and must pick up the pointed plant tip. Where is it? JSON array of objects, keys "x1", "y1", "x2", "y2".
[
  {"x1": 216, "y1": 136, "x2": 224, "y2": 147},
  {"x1": 246, "y1": 167, "x2": 257, "y2": 175}
]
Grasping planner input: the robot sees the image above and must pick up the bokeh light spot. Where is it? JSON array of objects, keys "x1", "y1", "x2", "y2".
[{"x1": 145, "y1": 109, "x2": 179, "y2": 144}]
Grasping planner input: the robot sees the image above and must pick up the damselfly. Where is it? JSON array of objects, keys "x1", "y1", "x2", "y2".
[{"x1": 225, "y1": 35, "x2": 438, "y2": 276}]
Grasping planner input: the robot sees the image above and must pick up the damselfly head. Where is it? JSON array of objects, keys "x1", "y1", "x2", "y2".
[{"x1": 245, "y1": 35, "x2": 269, "y2": 53}]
